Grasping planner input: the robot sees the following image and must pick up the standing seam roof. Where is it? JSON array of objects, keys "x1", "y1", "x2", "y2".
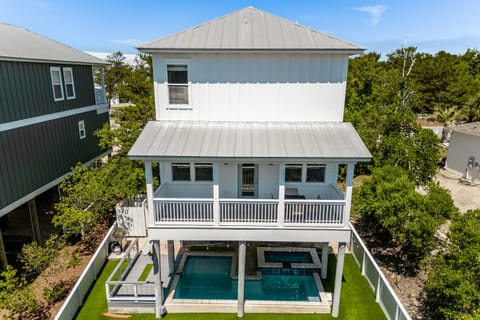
[
  {"x1": 0, "y1": 23, "x2": 107, "y2": 65},
  {"x1": 137, "y1": 7, "x2": 364, "y2": 52}
]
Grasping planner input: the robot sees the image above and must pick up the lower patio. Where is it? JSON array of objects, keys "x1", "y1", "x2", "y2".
[
  {"x1": 77, "y1": 244, "x2": 386, "y2": 320},
  {"x1": 103, "y1": 240, "x2": 385, "y2": 318}
]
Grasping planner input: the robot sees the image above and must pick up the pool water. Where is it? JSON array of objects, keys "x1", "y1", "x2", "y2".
[
  {"x1": 174, "y1": 256, "x2": 320, "y2": 301},
  {"x1": 264, "y1": 251, "x2": 312, "y2": 263}
]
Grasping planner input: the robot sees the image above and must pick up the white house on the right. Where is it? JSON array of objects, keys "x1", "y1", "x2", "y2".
[
  {"x1": 127, "y1": 7, "x2": 372, "y2": 318},
  {"x1": 446, "y1": 122, "x2": 480, "y2": 182}
]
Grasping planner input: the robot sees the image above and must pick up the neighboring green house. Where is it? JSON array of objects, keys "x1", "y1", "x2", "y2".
[{"x1": 0, "y1": 23, "x2": 110, "y2": 267}]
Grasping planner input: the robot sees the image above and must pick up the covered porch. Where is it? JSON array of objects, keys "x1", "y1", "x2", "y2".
[{"x1": 127, "y1": 120, "x2": 371, "y2": 318}]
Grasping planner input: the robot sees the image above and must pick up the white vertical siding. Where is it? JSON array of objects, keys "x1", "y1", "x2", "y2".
[
  {"x1": 218, "y1": 162, "x2": 237, "y2": 197},
  {"x1": 258, "y1": 163, "x2": 279, "y2": 198},
  {"x1": 153, "y1": 53, "x2": 349, "y2": 122}
]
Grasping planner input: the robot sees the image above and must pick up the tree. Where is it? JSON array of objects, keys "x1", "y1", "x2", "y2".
[
  {"x1": 104, "y1": 51, "x2": 131, "y2": 105},
  {"x1": 425, "y1": 210, "x2": 480, "y2": 319},
  {"x1": 0, "y1": 266, "x2": 45, "y2": 319},
  {"x1": 353, "y1": 166, "x2": 455, "y2": 268}
]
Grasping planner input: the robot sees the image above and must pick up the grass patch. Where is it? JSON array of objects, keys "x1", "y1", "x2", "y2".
[
  {"x1": 110, "y1": 260, "x2": 129, "y2": 281},
  {"x1": 76, "y1": 254, "x2": 385, "y2": 320},
  {"x1": 138, "y1": 264, "x2": 153, "y2": 282},
  {"x1": 75, "y1": 261, "x2": 118, "y2": 320}
]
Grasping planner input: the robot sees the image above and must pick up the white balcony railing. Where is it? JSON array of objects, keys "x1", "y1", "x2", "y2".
[
  {"x1": 152, "y1": 198, "x2": 346, "y2": 227},
  {"x1": 154, "y1": 199, "x2": 214, "y2": 224},
  {"x1": 284, "y1": 200, "x2": 344, "y2": 225},
  {"x1": 220, "y1": 199, "x2": 278, "y2": 224}
]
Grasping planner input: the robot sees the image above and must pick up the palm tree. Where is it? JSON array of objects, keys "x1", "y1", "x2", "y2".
[
  {"x1": 461, "y1": 94, "x2": 480, "y2": 122},
  {"x1": 429, "y1": 105, "x2": 463, "y2": 142}
]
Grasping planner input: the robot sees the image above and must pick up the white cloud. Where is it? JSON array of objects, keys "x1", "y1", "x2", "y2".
[
  {"x1": 109, "y1": 38, "x2": 143, "y2": 46},
  {"x1": 354, "y1": 5, "x2": 387, "y2": 26}
]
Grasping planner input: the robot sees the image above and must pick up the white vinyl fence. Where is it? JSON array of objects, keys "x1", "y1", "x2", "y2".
[
  {"x1": 349, "y1": 223, "x2": 412, "y2": 320},
  {"x1": 54, "y1": 223, "x2": 117, "y2": 320}
]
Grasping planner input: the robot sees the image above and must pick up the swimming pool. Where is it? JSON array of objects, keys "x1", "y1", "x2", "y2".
[
  {"x1": 264, "y1": 251, "x2": 312, "y2": 263},
  {"x1": 174, "y1": 256, "x2": 320, "y2": 302}
]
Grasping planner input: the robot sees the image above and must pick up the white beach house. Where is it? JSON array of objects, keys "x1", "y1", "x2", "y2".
[{"x1": 128, "y1": 7, "x2": 371, "y2": 318}]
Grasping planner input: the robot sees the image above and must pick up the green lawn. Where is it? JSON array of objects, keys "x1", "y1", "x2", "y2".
[
  {"x1": 75, "y1": 254, "x2": 385, "y2": 320},
  {"x1": 138, "y1": 264, "x2": 153, "y2": 281}
]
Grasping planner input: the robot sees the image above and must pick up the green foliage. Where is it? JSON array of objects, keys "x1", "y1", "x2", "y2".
[
  {"x1": 426, "y1": 210, "x2": 480, "y2": 319},
  {"x1": 353, "y1": 166, "x2": 454, "y2": 267},
  {"x1": 96, "y1": 101, "x2": 155, "y2": 156},
  {"x1": 0, "y1": 266, "x2": 45, "y2": 319},
  {"x1": 52, "y1": 157, "x2": 146, "y2": 237},
  {"x1": 375, "y1": 119, "x2": 441, "y2": 185},
  {"x1": 20, "y1": 234, "x2": 66, "y2": 278}
]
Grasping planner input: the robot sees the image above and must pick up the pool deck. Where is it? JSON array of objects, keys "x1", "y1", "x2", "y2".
[{"x1": 109, "y1": 241, "x2": 333, "y2": 314}]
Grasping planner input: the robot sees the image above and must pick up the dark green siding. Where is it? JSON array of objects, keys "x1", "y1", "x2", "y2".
[
  {"x1": 0, "y1": 111, "x2": 109, "y2": 210},
  {"x1": 0, "y1": 61, "x2": 96, "y2": 123}
]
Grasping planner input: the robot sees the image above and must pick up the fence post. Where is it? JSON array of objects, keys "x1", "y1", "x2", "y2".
[
  {"x1": 361, "y1": 251, "x2": 366, "y2": 276},
  {"x1": 375, "y1": 274, "x2": 381, "y2": 302}
]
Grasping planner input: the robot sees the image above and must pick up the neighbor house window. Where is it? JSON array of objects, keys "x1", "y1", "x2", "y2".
[
  {"x1": 50, "y1": 67, "x2": 64, "y2": 101},
  {"x1": 285, "y1": 164, "x2": 302, "y2": 182},
  {"x1": 306, "y1": 164, "x2": 326, "y2": 182},
  {"x1": 63, "y1": 67, "x2": 76, "y2": 100},
  {"x1": 195, "y1": 163, "x2": 213, "y2": 181},
  {"x1": 78, "y1": 120, "x2": 86, "y2": 139},
  {"x1": 172, "y1": 163, "x2": 191, "y2": 181},
  {"x1": 167, "y1": 65, "x2": 188, "y2": 104}
]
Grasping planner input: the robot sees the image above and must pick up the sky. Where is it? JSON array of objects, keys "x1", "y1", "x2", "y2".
[{"x1": 1, "y1": 0, "x2": 480, "y2": 58}]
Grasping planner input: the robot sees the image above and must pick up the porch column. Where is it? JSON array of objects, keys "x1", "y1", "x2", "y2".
[
  {"x1": 277, "y1": 163, "x2": 285, "y2": 226},
  {"x1": 152, "y1": 240, "x2": 166, "y2": 318},
  {"x1": 213, "y1": 163, "x2": 220, "y2": 226},
  {"x1": 0, "y1": 228, "x2": 7, "y2": 269},
  {"x1": 321, "y1": 242, "x2": 329, "y2": 279},
  {"x1": 28, "y1": 198, "x2": 42, "y2": 244},
  {"x1": 343, "y1": 163, "x2": 355, "y2": 226},
  {"x1": 332, "y1": 242, "x2": 346, "y2": 317},
  {"x1": 237, "y1": 241, "x2": 246, "y2": 317},
  {"x1": 167, "y1": 240, "x2": 175, "y2": 275},
  {"x1": 145, "y1": 162, "x2": 155, "y2": 226}
]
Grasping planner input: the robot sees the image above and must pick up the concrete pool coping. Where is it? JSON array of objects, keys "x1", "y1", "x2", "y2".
[
  {"x1": 257, "y1": 246, "x2": 322, "y2": 269},
  {"x1": 164, "y1": 250, "x2": 332, "y2": 313}
]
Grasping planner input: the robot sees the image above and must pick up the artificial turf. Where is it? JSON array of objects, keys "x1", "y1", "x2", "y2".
[{"x1": 75, "y1": 254, "x2": 385, "y2": 320}]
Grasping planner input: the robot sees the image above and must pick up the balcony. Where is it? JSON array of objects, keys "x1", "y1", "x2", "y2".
[
  {"x1": 150, "y1": 182, "x2": 347, "y2": 229},
  {"x1": 95, "y1": 87, "x2": 107, "y2": 105}
]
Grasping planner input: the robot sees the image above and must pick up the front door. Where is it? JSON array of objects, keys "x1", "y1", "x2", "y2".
[{"x1": 239, "y1": 163, "x2": 257, "y2": 197}]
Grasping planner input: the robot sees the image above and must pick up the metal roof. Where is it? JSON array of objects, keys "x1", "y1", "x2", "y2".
[
  {"x1": 128, "y1": 121, "x2": 372, "y2": 161},
  {"x1": 452, "y1": 122, "x2": 480, "y2": 137},
  {"x1": 138, "y1": 7, "x2": 364, "y2": 53},
  {"x1": 0, "y1": 23, "x2": 107, "y2": 65}
]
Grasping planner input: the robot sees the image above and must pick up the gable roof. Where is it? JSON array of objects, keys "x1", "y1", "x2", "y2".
[
  {"x1": 138, "y1": 7, "x2": 364, "y2": 54},
  {"x1": 128, "y1": 121, "x2": 372, "y2": 161},
  {"x1": 0, "y1": 23, "x2": 106, "y2": 65}
]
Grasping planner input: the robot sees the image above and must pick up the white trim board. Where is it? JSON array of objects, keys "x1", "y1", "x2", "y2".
[
  {"x1": 0, "y1": 104, "x2": 108, "y2": 132},
  {"x1": 0, "y1": 150, "x2": 111, "y2": 218}
]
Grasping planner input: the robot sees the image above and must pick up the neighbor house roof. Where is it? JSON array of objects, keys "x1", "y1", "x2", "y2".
[
  {"x1": 138, "y1": 7, "x2": 364, "y2": 54},
  {"x1": 0, "y1": 23, "x2": 107, "y2": 65},
  {"x1": 128, "y1": 121, "x2": 372, "y2": 161},
  {"x1": 452, "y1": 122, "x2": 480, "y2": 137}
]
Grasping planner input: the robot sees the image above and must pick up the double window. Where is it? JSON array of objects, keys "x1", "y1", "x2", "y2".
[
  {"x1": 167, "y1": 65, "x2": 188, "y2": 105},
  {"x1": 172, "y1": 163, "x2": 213, "y2": 181},
  {"x1": 285, "y1": 164, "x2": 326, "y2": 183},
  {"x1": 50, "y1": 66, "x2": 76, "y2": 101}
]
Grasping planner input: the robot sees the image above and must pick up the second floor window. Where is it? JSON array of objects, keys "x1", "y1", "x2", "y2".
[
  {"x1": 167, "y1": 65, "x2": 188, "y2": 105},
  {"x1": 50, "y1": 67, "x2": 64, "y2": 101},
  {"x1": 50, "y1": 66, "x2": 76, "y2": 101},
  {"x1": 172, "y1": 163, "x2": 191, "y2": 181},
  {"x1": 285, "y1": 164, "x2": 302, "y2": 182},
  {"x1": 63, "y1": 67, "x2": 76, "y2": 100}
]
